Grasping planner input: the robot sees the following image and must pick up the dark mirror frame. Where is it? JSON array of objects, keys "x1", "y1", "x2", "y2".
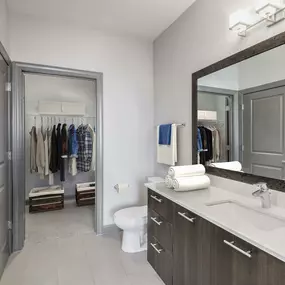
[{"x1": 192, "y1": 31, "x2": 285, "y2": 192}]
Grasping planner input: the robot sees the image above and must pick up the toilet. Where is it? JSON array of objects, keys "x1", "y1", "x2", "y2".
[{"x1": 114, "y1": 205, "x2": 147, "y2": 253}]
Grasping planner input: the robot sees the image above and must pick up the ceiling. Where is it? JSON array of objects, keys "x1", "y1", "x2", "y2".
[{"x1": 8, "y1": 0, "x2": 196, "y2": 40}]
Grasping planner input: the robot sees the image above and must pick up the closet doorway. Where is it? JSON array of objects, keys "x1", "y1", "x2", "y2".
[{"x1": 11, "y1": 63, "x2": 103, "y2": 252}]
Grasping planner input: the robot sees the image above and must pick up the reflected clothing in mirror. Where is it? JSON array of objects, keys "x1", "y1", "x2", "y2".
[{"x1": 197, "y1": 126, "x2": 221, "y2": 165}]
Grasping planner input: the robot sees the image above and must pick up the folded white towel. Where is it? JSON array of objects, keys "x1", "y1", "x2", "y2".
[
  {"x1": 209, "y1": 161, "x2": 242, "y2": 172},
  {"x1": 168, "y1": 164, "x2": 205, "y2": 178},
  {"x1": 165, "y1": 175, "x2": 173, "y2": 188},
  {"x1": 172, "y1": 175, "x2": 210, "y2": 192}
]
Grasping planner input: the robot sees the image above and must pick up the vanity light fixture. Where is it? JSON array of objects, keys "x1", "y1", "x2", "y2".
[
  {"x1": 229, "y1": 22, "x2": 250, "y2": 37},
  {"x1": 230, "y1": 1, "x2": 285, "y2": 37},
  {"x1": 256, "y1": 1, "x2": 285, "y2": 25},
  {"x1": 229, "y1": 9, "x2": 255, "y2": 37}
]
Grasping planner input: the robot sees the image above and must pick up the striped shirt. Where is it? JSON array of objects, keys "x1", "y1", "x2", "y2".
[{"x1": 76, "y1": 125, "x2": 93, "y2": 172}]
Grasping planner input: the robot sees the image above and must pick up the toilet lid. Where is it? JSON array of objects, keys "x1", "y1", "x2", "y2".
[{"x1": 115, "y1": 206, "x2": 147, "y2": 219}]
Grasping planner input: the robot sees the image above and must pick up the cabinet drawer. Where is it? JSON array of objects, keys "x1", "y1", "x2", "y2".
[
  {"x1": 148, "y1": 236, "x2": 173, "y2": 285},
  {"x1": 148, "y1": 209, "x2": 173, "y2": 253},
  {"x1": 148, "y1": 189, "x2": 173, "y2": 223}
]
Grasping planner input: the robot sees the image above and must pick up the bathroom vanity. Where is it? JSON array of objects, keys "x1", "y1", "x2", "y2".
[{"x1": 146, "y1": 183, "x2": 285, "y2": 285}]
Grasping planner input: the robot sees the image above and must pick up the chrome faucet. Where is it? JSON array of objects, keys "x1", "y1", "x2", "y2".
[{"x1": 252, "y1": 182, "x2": 271, "y2": 209}]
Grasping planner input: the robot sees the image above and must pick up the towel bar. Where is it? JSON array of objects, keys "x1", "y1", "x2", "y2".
[{"x1": 156, "y1": 123, "x2": 185, "y2": 128}]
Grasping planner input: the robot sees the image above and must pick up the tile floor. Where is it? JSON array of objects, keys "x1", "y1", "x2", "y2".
[
  {"x1": 25, "y1": 201, "x2": 95, "y2": 243},
  {"x1": 0, "y1": 202, "x2": 163, "y2": 285}
]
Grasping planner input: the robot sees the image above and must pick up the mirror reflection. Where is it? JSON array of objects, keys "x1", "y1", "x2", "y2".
[{"x1": 197, "y1": 44, "x2": 285, "y2": 179}]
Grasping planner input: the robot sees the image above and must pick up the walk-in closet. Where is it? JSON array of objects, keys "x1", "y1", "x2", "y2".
[{"x1": 24, "y1": 73, "x2": 97, "y2": 242}]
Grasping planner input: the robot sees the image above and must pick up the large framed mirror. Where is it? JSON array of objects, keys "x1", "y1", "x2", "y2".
[{"x1": 192, "y1": 32, "x2": 285, "y2": 190}]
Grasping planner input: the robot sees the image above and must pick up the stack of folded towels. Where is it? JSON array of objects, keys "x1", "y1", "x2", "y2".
[{"x1": 165, "y1": 164, "x2": 210, "y2": 192}]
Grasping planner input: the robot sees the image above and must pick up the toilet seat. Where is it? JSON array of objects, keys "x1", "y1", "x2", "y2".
[{"x1": 114, "y1": 206, "x2": 147, "y2": 221}]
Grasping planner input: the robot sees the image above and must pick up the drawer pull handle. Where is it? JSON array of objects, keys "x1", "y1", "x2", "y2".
[
  {"x1": 223, "y1": 240, "x2": 252, "y2": 258},
  {"x1": 151, "y1": 217, "x2": 163, "y2": 226},
  {"x1": 150, "y1": 195, "x2": 162, "y2": 203},
  {"x1": 178, "y1": 212, "x2": 196, "y2": 223},
  {"x1": 150, "y1": 243, "x2": 163, "y2": 254}
]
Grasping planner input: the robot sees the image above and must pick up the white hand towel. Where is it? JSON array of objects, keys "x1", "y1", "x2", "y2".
[
  {"x1": 209, "y1": 161, "x2": 242, "y2": 172},
  {"x1": 157, "y1": 124, "x2": 177, "y2": 166},
  {"x1": 165, "y1": 175, "x2": 173, "y2": 188},
  {"x1": 168, "y1": 164, "x2": 205, "y2": 178},
  {"x1": 172, "y1": 175, "x2": 210, "y2": 192}
]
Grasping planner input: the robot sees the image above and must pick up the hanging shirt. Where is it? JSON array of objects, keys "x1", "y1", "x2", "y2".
[
  {"x1": 49, "y1": 125, "x2": 58, "y2": 174},
  {"x1": 76, "y1": 125, "x2": 92, "y2": 172},
  {"x1": 30, "y1": 127, "x2": 38, "y2": 173},
  {"x1": 61, "y1": 124, "x2": 68, "y2": 157},
  {"x1": 30, "y1": 126, "x2": 37, "y2": 173},
  {"x1": 36, "y1": 128, "x2": 45, "y2": 178},
  {"x1": 88, "y1": 124, "x2": 96, "y2": 171},
  {"x1": 47, "y1": 127, "x2": 54, "y2": 185},
  {"x1": 43, "y1": 130, "x2": 49, "y2": 176},
  {"x1": 56, "y1": 123, "x2": 62, "y2": 170},
  {"x1": 197, "y1": 128, "x2": 203, "y2": 152},
  {"x1": 68, "y1": 124, "x2": 78, "y2": 157},
  {"x1": 204, "y1": 127, "x2": 213, "y2": 162},
  {"x1": 216, "y1": 129, "x2": 221, "y2": 162}
]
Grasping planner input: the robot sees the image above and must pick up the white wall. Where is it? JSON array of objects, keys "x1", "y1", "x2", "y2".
[
  {"x1": 0, "y1": 0, "x2": 9, "y2": 53},
  {"x1": 154, "y1": 0, "x2": 285, "y2": 176},
  {"x1": 10, "y1": 15, "x2": 154, "y2": 226},
  {"x1": 24, "y1": 74, "x2": 96, "y2": 199}
]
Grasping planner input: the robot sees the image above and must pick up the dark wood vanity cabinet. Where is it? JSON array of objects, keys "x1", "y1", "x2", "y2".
[
  {"x1": 173, "y1": 204, "x2": 200, "y2": 285},
  {"x1": 148, "y1": 190, "x2": 173, "y2": 285},
  {"x1": 147, "y1": 189, "x2": 285, "y2": 285}
]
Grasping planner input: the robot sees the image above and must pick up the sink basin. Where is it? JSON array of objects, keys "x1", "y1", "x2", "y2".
[{"x1": 206, "y1": 200, "x2": 285, "y2": 231}]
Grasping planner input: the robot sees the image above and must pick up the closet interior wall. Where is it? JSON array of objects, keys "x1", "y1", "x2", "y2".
[{"x1": 24, "y1": 73, "x2": 96, "y2": 199}]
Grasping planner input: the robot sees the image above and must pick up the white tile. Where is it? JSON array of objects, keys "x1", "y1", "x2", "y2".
[{"x1": 1, "y1": 204, "x2": 162, "y2": 285}]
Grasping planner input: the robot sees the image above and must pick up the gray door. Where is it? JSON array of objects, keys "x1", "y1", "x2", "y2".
[
  {"x1": 243, "y1": 86, "x2": 285, "y2": 179},
  {"x1": 0, "y1": 54, "x2": 9, "y2": 276}
]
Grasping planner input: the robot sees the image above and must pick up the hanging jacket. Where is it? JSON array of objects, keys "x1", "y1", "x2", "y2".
[
  {"x1": 49, "y1": 125, "x2": 58, "y2": 173},
  {"x1": 30, "y1": 126, "x2": 37, "y2": 173},
  {"x1": 68, "y1": 124, "x2": 78, "y2": 157},
  {"x1": 61, "y1": 123, "x2": 68, "y2": 157},
  {"x1": 56, "y1": 123, "x2": 62, "y2": 170}
]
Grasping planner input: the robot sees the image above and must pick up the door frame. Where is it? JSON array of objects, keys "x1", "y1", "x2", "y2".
[
  {"x1": 198, "y1": 85, "x2": 236, "y2": 161},
  {"x1": 0, "y1": 42, "x2": 12, "y2": 255},
  {"x1": 11, "y1": 62, "x2": 104, "y2": 252}
]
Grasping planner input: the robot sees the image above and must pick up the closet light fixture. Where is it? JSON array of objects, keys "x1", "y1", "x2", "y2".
[{"x1": 230, "y1": 1, "x2": 285, "y2": 37}]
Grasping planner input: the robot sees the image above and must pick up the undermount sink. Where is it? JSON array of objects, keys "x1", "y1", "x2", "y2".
[{"x1": 206, "y1": 200, "x2": 285, "y2": 231}]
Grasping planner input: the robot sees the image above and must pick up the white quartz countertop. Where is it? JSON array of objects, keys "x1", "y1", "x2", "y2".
[{"x1": 145, "y1": 182, "x2": 285, "y2": 262}]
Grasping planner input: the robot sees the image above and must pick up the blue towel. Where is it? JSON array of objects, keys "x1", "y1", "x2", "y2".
[
  {"x1": 197, "y1": 128, "x2": 203, "y2": 152},
  {"x1": 159, "y1": 124, "x2": 172, "y2": 145}
]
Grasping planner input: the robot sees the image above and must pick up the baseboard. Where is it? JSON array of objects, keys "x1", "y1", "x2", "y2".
[{"x1": 0, "y1": 241, "x2": 9, "y2": 279}]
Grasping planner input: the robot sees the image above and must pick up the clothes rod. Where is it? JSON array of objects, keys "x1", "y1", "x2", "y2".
[{"x1": 26, "y1": 114, "x2": 96, "y2": 118}]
